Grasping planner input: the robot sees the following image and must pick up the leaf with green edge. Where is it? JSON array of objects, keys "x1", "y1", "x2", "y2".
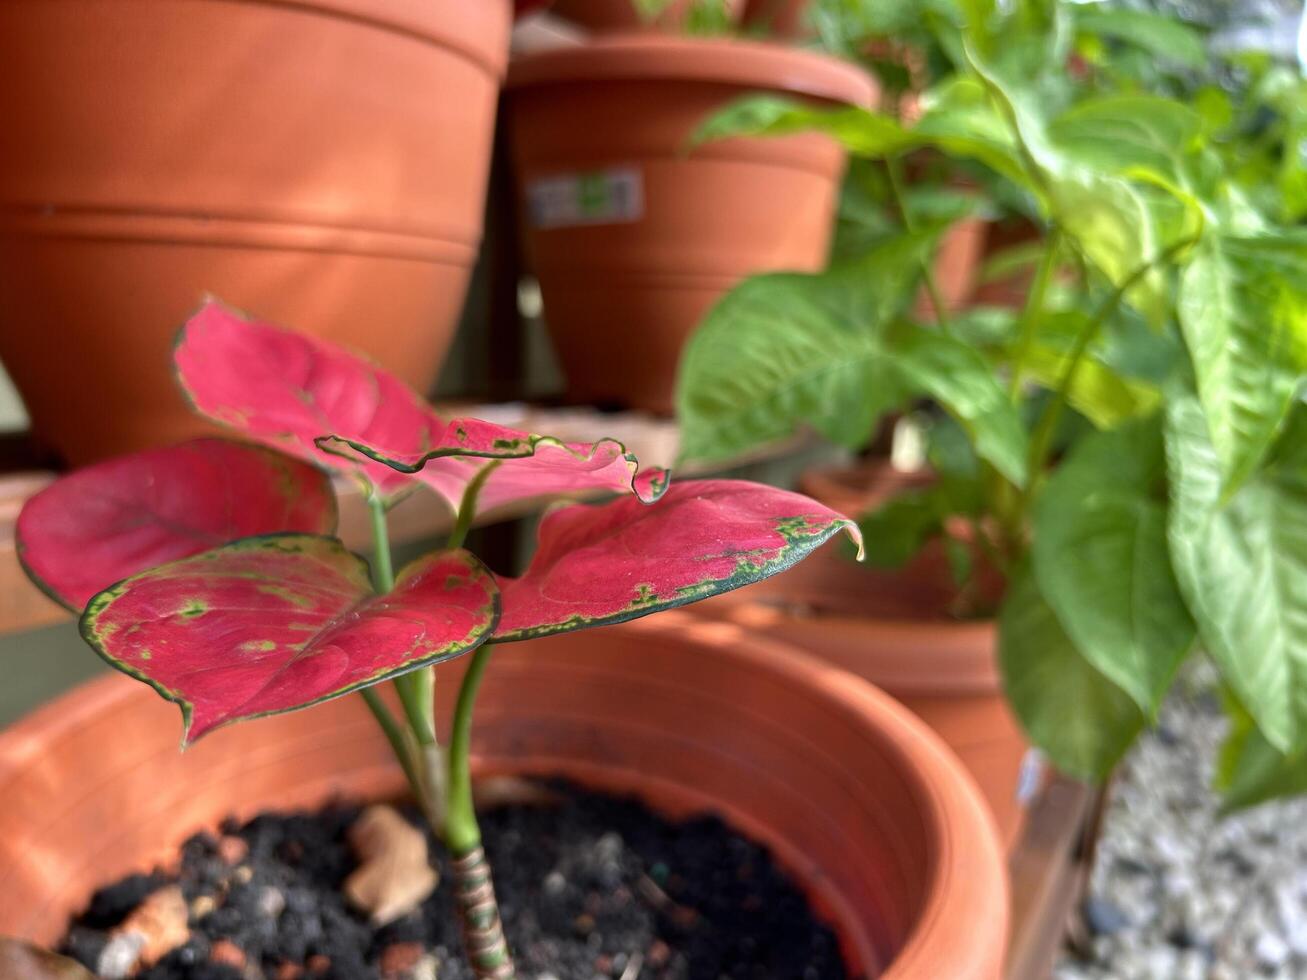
[
  {"x1": 1051, "y1": 172, "x2": 1168, "y2": 326},
  {"x1": 1033, "y1": 416, "x2": 1194, "y2": 713},
  {"x1": 999, "y1": 567, "x2": 1147, "y2": 781},
  {"x1": 177, "y1": 300, "x2": 667, "y2": 511},
  {"x1": 320, "y1": 421, "x2": 668, "y2": 513},
  {"x1": 17, "y1": 439, "x2": 337, "y2": 613},
  {"x1": 81, "y1": 535, "x2": 498, "y2": 744},
  {"x1": 1048, "y1": 95, "x2": 1202, "y2": 185},
  {"x1": 1020, "y1": 342, "x2": 1161, "y2": 429},
  {"x1": 1168, "y1": 395, "x2": 1307, "y2": 752},
  {"x1": 693, "y1": 95, "x2": 914, "y2": 157},
  {"x1": 492, "y1": 479, "x2": 862, "y2": 642},
  {"x1": 675, "y1": 237, "x2": 931, "y2": 464},
  {"x1": 1178, "y1": 238, "x2": 1307, "y2": 494},
  {"x1": 889, "y1": 322, "x2": 1030, "y2": 487},
  {"x1": 1216, "y1": 694, "x2": 1307, "y2": 811},
  {"x1": 1072, "y1": 5, "x2": 1207, "y2": 68}
]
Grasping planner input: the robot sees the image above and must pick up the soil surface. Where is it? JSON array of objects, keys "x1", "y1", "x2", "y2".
[{"x1": 61, "y1": 783, "x2": 850, "y2": 979}]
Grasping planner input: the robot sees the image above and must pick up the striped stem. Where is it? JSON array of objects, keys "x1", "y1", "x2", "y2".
[{"x1": 450, "y1": 846, "x2": 516, "y2": 979}]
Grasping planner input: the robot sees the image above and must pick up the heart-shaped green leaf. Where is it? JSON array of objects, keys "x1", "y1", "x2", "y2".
[
  {"x1": 1033, "y1": 416, "x2": 1195, "y2": 713},
  {"x1": 81, "y1": 536, "x2": 498, "y2": 743},
  {"x1": 1168, "y1": 395, "x2": 1307, "y2": 752},
  {"x1": 999, "y1": 567, "x2": 1146, "y2": 781},
  {"x1": 493, "y1": 479, "x2": 862, "y2": 642},
  {"x1": 17, "y1": 439, "x2": 336, "y2": 612}
]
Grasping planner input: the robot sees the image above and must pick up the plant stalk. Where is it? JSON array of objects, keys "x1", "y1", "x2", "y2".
[
  {"x1": 441, "y1": 461, "x2": 516, "y2": 977},
  {"x1": 1024, "y1": 235, "x2": 1198, "y2": 497},
  {"x1": 1007, "y1": 227, "x2": 1062, "y2": 400},
  {"x1": 368, "y1": 494, "x2": 438, "y2": 749},
  {"x1": 885, "y1": 156, "x2": 953, "y2": 333}
]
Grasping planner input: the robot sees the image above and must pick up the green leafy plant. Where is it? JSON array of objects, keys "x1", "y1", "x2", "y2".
[
  {"x1": 17, "y1": 301, "x2": 862, "y2": 979},
  {"x1": 677, "y1": 0, "x2": 1307, "y2": 801}
]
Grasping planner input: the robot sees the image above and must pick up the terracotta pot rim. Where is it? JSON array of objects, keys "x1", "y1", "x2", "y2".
[
  {"x1": 507, "y1": 33, "x2": 876, "y2": 108},
  {"x1": 255, "y1": 0, "x2": 512, "y2": 78},
  {"x1": 0, "y1": 209, "x2": 482, "y2": 264},
  {"x1": 0, "y1": 616, "x2": 1007, "y2": 977}
]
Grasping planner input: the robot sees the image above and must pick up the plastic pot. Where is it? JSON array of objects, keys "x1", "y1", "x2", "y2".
[
  {"x1": 0, "y1": 0, "x2": 511, "y2": 464},
  {"x1": 701, "y1": 462, "x2": 1037, "y2": 851},
  {"x1": 507, "y1": 35, "x2": 876, "y2": 413},
  {"x1": 0, "y1": 613, "x2": 1007, "y2": 978}
]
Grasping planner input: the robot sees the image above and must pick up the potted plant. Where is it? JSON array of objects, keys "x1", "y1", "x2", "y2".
[
  {"x1": 0, "y1": 0, "x2": 513, "y2": 465},
  {"x1": 0, "y1": 301, "x2": 1009, "y2": 977},
  {"x1": 677, "y1": 0, "x2": 1307, "y2": 826},
  {"x1": 505, "y1": 27, "x2": 875, "y2": 414}
]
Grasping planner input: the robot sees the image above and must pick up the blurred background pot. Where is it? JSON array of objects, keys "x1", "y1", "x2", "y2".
[
  {"x1": 0, "y1": 0, "x2": 512, "y2": 465},
  {"x1": 0, "y1": 613, "x2": 1008, "y2": 978},
  {"x1": 550, "y1": 0, "x2": 746, "y2": 32},
  {"x1": 701, "y1": 461, "x2": 1037, "y2": 852},
  {"x1": 507, "y1": 35, "x2": 875, "y2": 413}
]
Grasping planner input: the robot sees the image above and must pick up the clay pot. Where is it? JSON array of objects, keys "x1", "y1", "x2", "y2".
[
  {"x1": 971, "y1": 217, "x2": 1044, "y2": 310},
  {"x1": 550, "y1": 0, "x2": 745, "y2": 32},
  {"x1": 0, "y1": 613, "x2": 1007, "y2": 977},
  {"x1": 507, "y1": 36, "x2": 876, "y2": 413},
  {"x1": 914, "y1": 215, "x2": 987, "y2": 321},
  {"x1": 702, "y1": 462, "x2": 1036, "y2": 851},
  {"x1": 740, "y1": 0, "x2": 812, "y2": 37},
  {"x1": 0, "y1": 0, "x2": 511, "y2": 465}
]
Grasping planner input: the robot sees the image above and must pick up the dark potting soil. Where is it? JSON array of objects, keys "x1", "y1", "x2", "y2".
[{"x1": 61, "y1": 783, "x2": 851, "y2": 980}]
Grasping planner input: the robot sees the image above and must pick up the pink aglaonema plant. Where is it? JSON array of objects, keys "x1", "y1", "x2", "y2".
[{"x1": 18, "y1": 300, "x2": 862, "y2": 979}]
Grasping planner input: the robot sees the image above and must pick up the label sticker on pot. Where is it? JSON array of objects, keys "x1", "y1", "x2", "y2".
[
  {"x1": 527, "y1": 168, "x2": 643, "y2": 229},
  {"x1": 1016, "y1": 748, "x2": 1047, "y2": 805}
]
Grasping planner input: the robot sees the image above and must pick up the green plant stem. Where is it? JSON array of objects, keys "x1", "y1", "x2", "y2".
[
  {"x1": 367, "y1": 493, "x2": 438, "y2": 748},
  {"x1": 443, "y1": 644, "x2": 494, "y2": 856},
  {"x1": 1024, "y1": 235, "x2": 1198, "y2": 495},
  {"x1": 1007, "y1": 228, "x2": 1062, "y2": 401},
  {"x1": 445, "y1": 460, "x2": 502, "y2": 551},
  {"x1": 885, "y1": 157, "x2": 952, "y2": 333},
  {"x1": 360, "y1": 687, "x2": 418, "y2": 788}
]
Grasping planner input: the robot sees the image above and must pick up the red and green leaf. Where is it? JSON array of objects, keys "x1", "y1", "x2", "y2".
[
  {"x1": 81, "y1": 535, "x2": 499, "y2": 743},
  {"x1": 323, "y1": 418, "x2": 669, "y2": 511},
  {"x1": 17, "y1": 438, "x2": 337, "y2": 612},
  {"x1": 493, "y1": 479, "x2": 862, "y2": 641},
  {"x1": 176, "y1": 301, "x2": 667, "y2": 511},
  {"x1": 175, "y1": 300, "x2": 442, "y2": 500}
]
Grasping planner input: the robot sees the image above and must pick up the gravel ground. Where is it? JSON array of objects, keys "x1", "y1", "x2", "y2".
[{"x1": 1057, "y1": 668, "x2": 1307, "y2": 980}]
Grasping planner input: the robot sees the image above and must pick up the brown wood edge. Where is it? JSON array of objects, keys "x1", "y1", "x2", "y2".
[{"x1": 1005, "y1": 773, "x2": 1111, "y2": 980}]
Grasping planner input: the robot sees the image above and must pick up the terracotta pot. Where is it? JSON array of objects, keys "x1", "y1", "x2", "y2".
[
  {"x1": 914, "y1": 215, "x2": 987, "y2": 321},
  {"x1": 741, "y1": 0, "x2": 812, "y2": 37},
  {"x1": 971, "y1": 217, "x2": 1044, "y2": 310},
  {"x1": 0, "y1": 613, "x2": 1007, "y2": 977},
  {"x1": 702, "y1": 462, "x2": 1036, "y2": 852},
  {"x1": 507, "y1": 36, "x2": 876, "y2": 413},
  {"x1": 0, "y1": 0, "x2": 511, "y2": 465},
  {"x1": 550, "y1": 0, "x2": 745, "y2": 32}
]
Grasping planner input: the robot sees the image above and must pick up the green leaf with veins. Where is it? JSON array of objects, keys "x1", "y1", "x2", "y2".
[
  {"x1": 1216, "y1": 693, "x2": 1307, "y2": 812},
  {"x1": 1168, "y1": 396, "x2": 1307, "y2": 753},
  {"x1": 999, "y1": 567, "x2": 1147, "y2": 781},
  {"x1": 1033, "y1": 416, "x2": 1194, "y2": 713},
  {"x1": 1177, "y1": 236, "x2": 1307, "y2": 494},
  {"x1": 856, "y1": 487, "x2": 951, "y2": 569}
]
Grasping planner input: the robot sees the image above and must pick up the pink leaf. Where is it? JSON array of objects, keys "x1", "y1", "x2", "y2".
[
  {"x1": 17, "y1": 439, "x2": 337, "y2": 612},
  {"x1": 493, "y1": 479, "x2": 862, "y2": 641},
  {"x1": 175, "y1": 300, "x2": 667, "y2": 511},
  {"x1": 81, "y1": 536, "x2": 499, "y2": 743},
  {"x1": 322, "y1": 417, "x2": 669, "y2": 512},
  {"x1": 175, "y1": 300, "x2": 442, "y2": 500}
]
